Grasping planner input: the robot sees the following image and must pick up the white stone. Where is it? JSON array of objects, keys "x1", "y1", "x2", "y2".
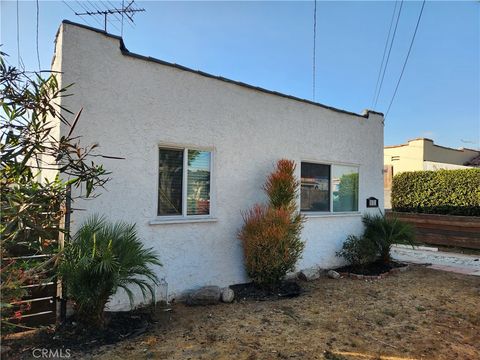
[
  {"x1": 327, "y1": 270, "x2": 341, "y2": 279},
  {"x1": 298, "y1": 267, "x2": 321, "y2": 281},
  {"x1": 221, "y1": 287, "x2": 235, "y2": 303}
]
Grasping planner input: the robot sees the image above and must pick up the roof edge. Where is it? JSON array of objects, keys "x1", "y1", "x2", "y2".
[
  {"x1": 384, "y1": 137, "x2": 480, "y2": 153},
  {"x1": 61, "y1": 20, "x2": 383, "y2": 120}
]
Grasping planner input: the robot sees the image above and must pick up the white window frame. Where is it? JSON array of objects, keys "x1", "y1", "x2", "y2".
[
  {"x1": 151, "y1": 144, "x2": 216, "y2": 225},
  {"x1": 300, "y1": 160, "x2": 360, "y2": 216}
]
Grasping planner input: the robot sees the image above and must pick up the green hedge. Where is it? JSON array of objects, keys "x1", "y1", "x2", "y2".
[{"x1": 391, "y1": 169, "x2": 480, "y2": 216}]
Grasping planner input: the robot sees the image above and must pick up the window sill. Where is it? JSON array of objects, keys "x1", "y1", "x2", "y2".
[
  {"x1": 302, "y1": 212, "x2": 362, "y2": 218},
  {"x1": 149, "y1": 217, "x2": 218, "y2": 225}
]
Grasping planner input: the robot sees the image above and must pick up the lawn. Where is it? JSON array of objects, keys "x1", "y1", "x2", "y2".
[{"x1": 88, "y1": 267, "x2": 479, "y2": 360}]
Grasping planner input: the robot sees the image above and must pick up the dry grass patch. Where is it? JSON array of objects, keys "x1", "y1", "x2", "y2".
[{"x1": 90, "y1": 267, "x2": 480, "y2": 359}]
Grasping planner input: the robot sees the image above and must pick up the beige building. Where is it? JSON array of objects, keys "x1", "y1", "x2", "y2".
[{"x1": 383, "y1": 138, "x2": 479, "y2": 208}]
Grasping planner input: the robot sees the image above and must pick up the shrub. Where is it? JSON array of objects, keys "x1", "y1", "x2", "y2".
[
  {"x1": 264, "y1": 159, "x2": 299, "y2": 210},
  {"x1": 336, "y1": 235, "x2": 377, "y2": 270},
  {"x1": 239, "y1": 159, "x2": 304, "y2": 287},
  {"x1": 338, "y1": 214, "x2": 415, "y2": 266},
  {"x1": 392, "y1": 169, "x2": 480, "y2": 216},
  {"x1": 239, "y1": 205, "x2": 304, "y2": 286},
  {"x1": 1, "y1": 53, "x2": 108, "y2": 331},
  {"x1": 362, "y1": 213, "x2": 415, "y2": 264},
  {"x1": 58, "y1": 216, "x2": 161, "y2": 328}
]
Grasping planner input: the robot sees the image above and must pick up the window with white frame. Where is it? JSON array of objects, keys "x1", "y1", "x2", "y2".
[
  {"x1": 301, "y1": 162, "x2": 359, "y2": 213},
  {"x1": 158, "y1": 147, "x2": 212, "y2": 217}
]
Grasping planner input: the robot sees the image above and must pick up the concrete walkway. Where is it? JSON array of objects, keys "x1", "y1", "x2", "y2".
[{"x1": 391, "y1": 245, "x2": 480, "y2": 276}]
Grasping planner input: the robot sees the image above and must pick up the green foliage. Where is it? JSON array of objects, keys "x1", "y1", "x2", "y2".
[
  {"x1": 239, "y1": 159, "x2": 305, "y2": 287},
  {"x1": 392, "y1": 169, "x2": 480, "y2": 216},
  {"x1": 336, "y1": 235, "x2": 377, "y2": 271},
  {"x1": 338, "y1": 214, "x2": 415, "y2": 265},
  {"x1": 239, "y1": 205, "x2": 304, "y2": 287},
  {"x1": 0, "y1": 52, "x2": 109, "y2": 330},
  {"x1": 58, "y1": 216, "x2": 161, "y2": 328},
  {"x1": 362, "y1": 213, "x2": 415, "y2": 264}
]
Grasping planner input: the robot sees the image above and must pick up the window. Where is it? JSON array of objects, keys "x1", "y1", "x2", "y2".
[
  {"x1": 301, "y1": 163, "x2": 330, "y2": 212},
  {"x1": 158, "y1": 147, "x2": 211, "y2": 217},
  {"x1": 301, "y1": 162, "x2": 359, "y2": 213},
  {"x1": 332, "y1": 165, "x2": 359, "y2": 212}
]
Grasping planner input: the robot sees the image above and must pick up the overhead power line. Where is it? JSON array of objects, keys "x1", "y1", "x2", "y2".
[
  {"x1": 63, "y1": 1, "x2": 93, "y2": 27},
  {"x1": 36, "y1": 0, "x2": 41, "y2": 70},
  {"x1": 373, "y1": 0, "x2": 404, "y2": 109},
  {"x1": 312, "y1": 0, "x2": 317, "y2": 101},
  {"x1": 74, "y1": 0, "x2": 145, "y2": 32},
  {"x1": 371, "y1": 1, "x2": 398, "y2": 109},
  {"x1": 385, "y1": 0, "x2": 427, "y2": 119},
  {"x1": 16, "y1": 0, "x2": 24, "y2": 69}
]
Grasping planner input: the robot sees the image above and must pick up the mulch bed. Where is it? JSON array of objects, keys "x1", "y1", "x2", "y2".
[
  {"x1": 335, "y1": 260, "x2": 408, "y2": 279},
  {"x1": 230, "y1": 280, "x2": 302, "y2": 301},
  {"x1": 2, "y1": 310, "x2": 154, "y2": 360}
]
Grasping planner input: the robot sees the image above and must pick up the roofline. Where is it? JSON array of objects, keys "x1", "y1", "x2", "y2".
[
  {"x1": 61, "y1": 20, "x2": 383, "y2": 120},
  {"x1": 385, "y1": 137, "x2": 480, "y2": 153}
]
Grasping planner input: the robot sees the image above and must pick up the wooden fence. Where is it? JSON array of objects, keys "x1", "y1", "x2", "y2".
[{"x1": 387, "y1": 211, "x2": 480, "y2": 250}]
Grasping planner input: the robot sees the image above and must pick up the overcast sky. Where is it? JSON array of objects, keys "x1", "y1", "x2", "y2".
[{"x1": 1, "y1": 1, "x2": 479, "y2": 149}]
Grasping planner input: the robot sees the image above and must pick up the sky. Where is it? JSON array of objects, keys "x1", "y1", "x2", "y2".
[{"x1": 1, "y1": 1, "x2": 479, "y2": 149}]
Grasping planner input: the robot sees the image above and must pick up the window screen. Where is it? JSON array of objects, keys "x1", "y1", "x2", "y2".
[{"x1": 187, "y1": 150, "x2": 211, "y2": 215}]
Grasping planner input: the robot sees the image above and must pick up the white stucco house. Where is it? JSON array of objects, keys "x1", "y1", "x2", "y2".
[{"x1": 50, "y1": 21, "x2": 384, "y2": 310}]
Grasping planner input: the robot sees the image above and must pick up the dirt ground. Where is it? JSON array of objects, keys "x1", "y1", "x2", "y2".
[
  {"x1": 9, "y1": 267, "x2": 478, "y2": 360},
  {"x1": 82, "y1": 267, "x2": 480, "y2": 360}
]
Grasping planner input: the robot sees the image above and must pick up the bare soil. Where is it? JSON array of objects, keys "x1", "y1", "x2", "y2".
[{"x1": 8, "y1": 267, "x2": 480, "y2": 360}]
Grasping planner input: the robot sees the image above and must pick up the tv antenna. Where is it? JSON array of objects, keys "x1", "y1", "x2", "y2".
[{"x1": 74, "y1": 0, "x2": 145, "y2": 33}]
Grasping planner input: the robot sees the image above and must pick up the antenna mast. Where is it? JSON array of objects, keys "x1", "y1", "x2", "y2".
[{"x1": 74, "y1": 0, "x2": 145, "y2": 33}]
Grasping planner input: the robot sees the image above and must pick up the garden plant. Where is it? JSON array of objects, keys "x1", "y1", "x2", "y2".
[
  {"x1": 239, "y1": 159, "x2": 304, "y2": 287},
  {"x1": 58, "y1": 216, "x2": 161, "y2": 328},
  {"x1": 337, "y1": 213, "x2": 415, "y2": 268},
  {"x1": 0, "y1": 52, "x2": 110, "y2": 331}
]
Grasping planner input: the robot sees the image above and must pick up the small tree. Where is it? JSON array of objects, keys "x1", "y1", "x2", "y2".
[
  {"x1": 58, "y1": 216, "x2": 161, "y2": 328},
  {"x1": 362, "y1": 213, "x2": 415, "y2": 264},
  {"x1": 1, "y1": 52, "x2": 111, "y2": 330},
  {"x1": 239, "y1": 160, "x2": 304, "y2": 287}
]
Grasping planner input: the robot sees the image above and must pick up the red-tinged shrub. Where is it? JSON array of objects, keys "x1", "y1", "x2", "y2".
[
  {"x1": 239, "y1": 160, "x2": 305, "y2": 287},
  {"x1": 264, "y1": 159, "x2": 299, "y2": 210},
  {"x1": 239, "y1": 205, "x2": 304, "y2": 287}
]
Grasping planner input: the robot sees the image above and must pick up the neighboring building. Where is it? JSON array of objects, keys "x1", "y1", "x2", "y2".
[
  {"x1": 383, "y1": 138, "x2": 479, "y2": 208},
  {"x1": 49, "y1": 21, "x2": 384, "y2": 309}
]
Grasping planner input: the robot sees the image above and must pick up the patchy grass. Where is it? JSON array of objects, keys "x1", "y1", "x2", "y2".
[{"x1": 9, "y1": 267, "x2": 480, "y2": 359}]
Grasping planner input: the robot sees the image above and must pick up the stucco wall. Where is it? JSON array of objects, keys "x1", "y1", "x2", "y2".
[
  {"x1": 423, "y1": 140, "x2": 479, "y2": 165},
  {"x1": 53, "y1": 22, "x2": 384, "y2": 310},
  {"x1": 384, "y1": 139, "x2": 425, "y2": 176}
]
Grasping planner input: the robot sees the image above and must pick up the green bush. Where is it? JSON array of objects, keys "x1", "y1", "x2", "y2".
[
  {"x1": 338, "y1": 214, "x2": 415, "y2": 265},
  {"x1": 58, "y1": 216, "x2": 161, "y2": 328},
  {"x1": 239, "y1": 159, "x2": 304, "y2": 287},
  {"x1": 363, "y1": 214, "x2": 415, "y2": 264},
  {"x1": 392, "y1": 169, "x2": 480, "y2": 216},
  {"x1": 336, "y1": 235, "x2": 377, "y2": 271}
]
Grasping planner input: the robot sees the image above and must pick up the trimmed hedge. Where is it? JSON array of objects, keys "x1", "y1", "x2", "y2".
[{"x1": 391, "y1": 169, "x2": 480, "y2": 216}]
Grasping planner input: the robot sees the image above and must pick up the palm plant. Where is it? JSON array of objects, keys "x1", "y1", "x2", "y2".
[
  {"x1": 58, "y1": 216, "x2": 161, "y2": 328},
  {"x1": 362, "y1": 213, "x2": 415, "y2": 264}
]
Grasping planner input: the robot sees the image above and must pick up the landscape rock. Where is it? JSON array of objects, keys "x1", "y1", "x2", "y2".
[
  {"x1": 327, "y1": 270, "x2": 340, "y2": 279},
  {"x1": 186, "y1": 286, "x2": 221, "y2": 306},
  {"x1": 298, "y1": 267, "x2": 321, "y2": 281},
  {"x1": 221, "y1": 287, "x2": 235, "y2": 303}
]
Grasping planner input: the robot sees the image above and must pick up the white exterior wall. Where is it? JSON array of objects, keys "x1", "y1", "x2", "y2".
[
  {"x1": 423, "y1": 161, "x2": 473, "y2": 171},
  {"x1": 53, "y1": 22, "x2": 384, "y2": 310}
]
